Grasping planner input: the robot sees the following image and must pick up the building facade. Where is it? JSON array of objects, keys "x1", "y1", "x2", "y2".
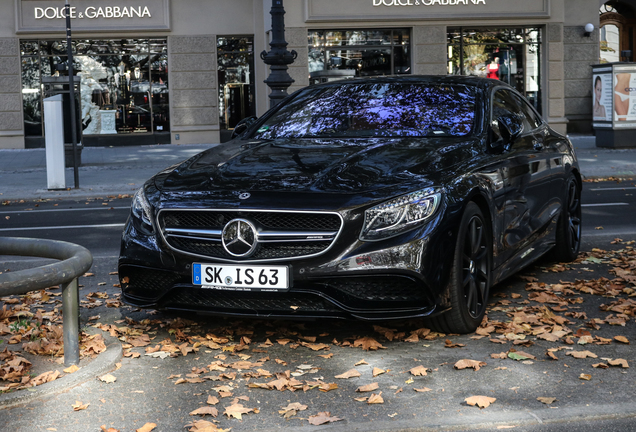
[{"x1": 0, "y1": 0, "x2": 625, "y2": 149}]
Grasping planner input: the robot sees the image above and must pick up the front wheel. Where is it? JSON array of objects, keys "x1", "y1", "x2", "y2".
[
  {"x1": 427, "y1": 201, "x2": 491, "y2": 334},
  {"x1": 550, "y1": 175, "x2": 582, "y2": 262}
]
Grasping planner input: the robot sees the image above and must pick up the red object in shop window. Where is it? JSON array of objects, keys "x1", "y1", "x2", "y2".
[{"x1": 487, "y1": 62, "x2": 499, "y2": 80}]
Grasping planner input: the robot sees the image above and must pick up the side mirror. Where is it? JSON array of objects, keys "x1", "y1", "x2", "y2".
[
  {"x1": 497, "y1": 114, "x2": 523, "y2": 144},
  {"x1": 231, "y1": 116, "x2": 258, "y2": 139},
  {"x1": 488, "y1": 125, "x2": 505, "y2": 154}
]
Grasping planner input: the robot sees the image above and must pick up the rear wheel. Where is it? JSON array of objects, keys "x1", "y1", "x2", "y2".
[
  {"x1": 551, "y1": 175, "x2": 582, "y2": 262},
  {"x1": 428, "y1": 201, "x2": 491, "y2": 334}
]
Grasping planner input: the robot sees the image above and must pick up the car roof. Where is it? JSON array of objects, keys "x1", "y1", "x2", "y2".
[{"x1": 309, "y1": 75, "x2": 509, "y2": 92}]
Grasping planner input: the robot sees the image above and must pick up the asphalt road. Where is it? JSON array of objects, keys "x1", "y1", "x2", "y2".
[
  {"x1": 1, "y1": 180, "x2": 635, "y2": 257},
  {"x1": 1, "y1": 181, "x2": 635, "y2": 431}
]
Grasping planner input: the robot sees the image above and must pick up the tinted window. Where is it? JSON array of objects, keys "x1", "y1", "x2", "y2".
[
  {"x1": 511, "y1": 93, "x2": 543, "y2": 130},
  {"x1": 492, "y1": 89, "x2": 520, "y2": 121},
  {"x1": 252, "y1": 83, "x2": 478, "y2": 140},
  {"x1": 492, "y1": 88, "x2": 535, "y2": 137}
]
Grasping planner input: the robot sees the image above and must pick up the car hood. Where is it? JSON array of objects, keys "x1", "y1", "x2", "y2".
[{"x1": 157, "y1": 137, "x2": 479, "y2": 195}]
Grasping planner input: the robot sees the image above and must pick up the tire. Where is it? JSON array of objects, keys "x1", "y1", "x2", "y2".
[
  {"x1": 427, "y1": 201, "x2": 491, "y2": 334},
  {"x1": 550, "y1": 175, "x2": 582, "y2": 262}
]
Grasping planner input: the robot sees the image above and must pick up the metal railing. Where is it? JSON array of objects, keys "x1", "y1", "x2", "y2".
[{"x1": 0, "y1": 237, "x2": 93, "y2": 366}]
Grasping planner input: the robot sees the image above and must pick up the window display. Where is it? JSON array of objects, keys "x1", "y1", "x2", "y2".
[
  {"x1": 447, "y1": 27, "x2": 541, "y2": 112},
  {"x1": 20, "y1": 38, "x2": 169, "y2": 142},
  {"x1": 308, "y1": 29, "x2": 410, "y2": 80},
  {"x1": 217, "y1": 36, "x2": 255, "y2": 141}
]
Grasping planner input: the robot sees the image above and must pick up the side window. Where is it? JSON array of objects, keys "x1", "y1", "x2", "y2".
[
  {"x1": 492, "y1": 89, "x2": 518, "y2": 121},
  {"x1": 511, "y1": 93, "x2": 543, "y2": 131},
  {"x1": 491, "y1": 89, "x2": 523, "y2": 138}
]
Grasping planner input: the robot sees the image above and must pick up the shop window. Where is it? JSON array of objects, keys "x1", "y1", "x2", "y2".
[
  {"x1": 20, "y1": 38, "x2": 169, "y2": 144},
  {"x1": 217, "y1": 36, "x2": 256, "y2": 142},
  {"x1": 308, "y1": 28, "x2": 410, "y2": 83},
  {"x1": 600, "y1": 2, "x2": 636, "y2": 63},
  {"x1": 447, "y1": 27, "x2": 542, "y2": 113}
]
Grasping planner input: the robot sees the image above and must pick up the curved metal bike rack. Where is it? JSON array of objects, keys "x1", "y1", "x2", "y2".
[{"x1": 0, "y1": 237, "x2": 93, "y2": 366}]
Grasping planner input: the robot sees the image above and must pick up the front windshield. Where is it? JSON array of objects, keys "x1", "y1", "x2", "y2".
[{"x1": 252, "y1": 82, "x2": 478, "y2": 140}]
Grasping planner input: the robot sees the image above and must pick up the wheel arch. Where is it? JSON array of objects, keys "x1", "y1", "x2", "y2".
[{"x1": 464, "y1": 188, "x2": 495, "y2": 256}]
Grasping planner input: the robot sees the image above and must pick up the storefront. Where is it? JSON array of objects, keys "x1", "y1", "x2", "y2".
[
  {"x1": 21, "y1": 38, "x2": 170, "y2": 147},
  {"x1": 0, "y1": 0, "x2": 606, "y2": 149}
]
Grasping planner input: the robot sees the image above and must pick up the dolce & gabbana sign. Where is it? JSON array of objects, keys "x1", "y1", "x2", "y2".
[
  {"x1": 305, "y1": 0, "x2": 549, "y2": 21},
  {"x1": 16, "y1": 0, "x2": 170, "y2": 33},
  {"x1": 373, "y1": 0, "x2": 486, "y2": 5}
]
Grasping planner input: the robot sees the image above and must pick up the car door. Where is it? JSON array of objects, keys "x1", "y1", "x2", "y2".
[
  {"x1": 510, "y1": 92, "x2": 564, "y2": 233},
  {"x1": 491, "y1": 88, "x2": 547, "y2": 264}
]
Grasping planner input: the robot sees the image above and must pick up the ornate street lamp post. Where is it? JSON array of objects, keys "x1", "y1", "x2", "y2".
[
  {"x1": 65, "y1": 0, "x2": 80, "y2": 188},
  {"x1": 260, "y1": 0, "x2": 297, "y2": 109}
]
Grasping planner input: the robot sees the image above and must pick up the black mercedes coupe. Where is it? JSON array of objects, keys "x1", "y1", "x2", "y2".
[{"x1": 118, "y1": 76, "x2": 581, "y2": 334}]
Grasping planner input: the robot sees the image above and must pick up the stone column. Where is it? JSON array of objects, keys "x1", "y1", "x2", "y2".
[
  {"x1": 563, "y1": 25, "x2": 598, "y2": 133},
  {"x1": 413, "y1": 26, "x2": 448, "y2": 76},
  {"x1": 0, "y1": 38, "x2": 24, "y2": 149},
  {"x1": 169, "y1": 36, "x2": 219, "y2": 144},
  {"x1": 547, "y1": 24, "x2": 567, "y2": 136}
]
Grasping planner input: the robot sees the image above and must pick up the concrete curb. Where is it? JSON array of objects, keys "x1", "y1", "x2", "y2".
[
  {"x1": 0, "y1": 334, "x2": 122, "y2": 409},
  {"x1": 242, "y1": 402, "x2": 636, "y2": 432},
  {"x1": 0, "y1": 187, "x2": 140, "y2": 202}
]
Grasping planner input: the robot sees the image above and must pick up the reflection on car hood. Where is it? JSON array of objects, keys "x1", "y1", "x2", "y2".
[{"x1": 158, "y1": 137, "x2": 478, "y2": 194}]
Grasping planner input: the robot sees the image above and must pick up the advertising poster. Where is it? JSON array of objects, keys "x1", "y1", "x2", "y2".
[
  {"x1": 614, "y1": 72, "x2": 636, "y2": 121},
  {"x1": 592, "y1": 74, "x2": 612, "y2": 121}
]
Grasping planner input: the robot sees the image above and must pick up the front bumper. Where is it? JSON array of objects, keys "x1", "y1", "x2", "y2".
[{"x1": 118, "y1": 205, "x2": 455, "y2": 320}]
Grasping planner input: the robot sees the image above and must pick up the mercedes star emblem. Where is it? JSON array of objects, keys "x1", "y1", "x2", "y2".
[
  {"x1": 222, "y1": 218, "x2": 257, "y2": 257},
  {"x1": 238, "y1": 192, "x2": 251, "y2": 200}
]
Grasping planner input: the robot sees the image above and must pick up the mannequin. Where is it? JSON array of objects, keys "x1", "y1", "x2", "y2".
[{"x1": 487, "y1": 57, "x2": 499, "y2": 80}]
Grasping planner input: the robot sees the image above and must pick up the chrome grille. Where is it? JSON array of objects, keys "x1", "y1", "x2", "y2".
[{"x1": 158, "y1": 209, "x2": 343, "y2": 262}]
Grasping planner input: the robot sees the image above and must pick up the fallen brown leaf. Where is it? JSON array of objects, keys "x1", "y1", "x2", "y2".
[
  {"x1": 353, "y1": 337, "x2": 386, "y2": 351},
  {"x1": 367, "y1": 392, "x2": 384, "y2": 404},
  {"x1": 414, "y1": 387, "x2": 432, "y2": 392},
  {"x1": 567, "y1": 350, "x2": 598, "y2": 359},
  {"x1": 356, "y1": 382, "x2": 379, "y2": 392},
  {"x1": 372, "y1": 367, "x2": 386, "y2": 377},
  {"x1": 409, "y1": 365, "x2": 428, "y2": 376},
  {"x1": 223, "y1": 403, "x2": 254, "y2": 420},
  {"x1": 189, "y1": 406, "x2": 218, "y2": 417},
  {"x1": 72, "y1": 400, "x2": 89, "y2": 411},
  {"x1": 335, "y1": 369, "x2": 361, "y2": 379},
  {"x1": 279, "y1": 402, "x2": 307, "y2": 419},
  {"x1": 99, "y1": 374, "x2": 117, "y2": 384},
  {"x1": 608, "y1": 358, "x2": 629, "y2": 368},
  {"x1": 465, "y1": 395, "x2": 496, "y2": 408},
  {"x1": 614, "y1": 336, "x2": 630, "y2": 344},
  {"x1": 445, "y1": 339, "x2": 465, "y2": 348},
  {"x1": 454, "y1": 359, "x2": 487, "y2": 371},
  {"x1": 64, "y1": 365, "x2": 80, "y2": 374},
  {"x1": 308, "y1": 411, "x2": 342, "y2": 425},
  {"x1": 136, "y1": 424, "x2": 157, "y2": 432},
  {"x1": 537, "y1": 397, "x2": 556, "y2": 404}
]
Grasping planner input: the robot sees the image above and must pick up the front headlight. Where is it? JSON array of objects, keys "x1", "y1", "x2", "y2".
[
  {"x1": 131, "y1": 187, "x2": 154, "y2": 234},
  {"x1": 360, "y1": 188, "x2": 442, "y2": 241}
]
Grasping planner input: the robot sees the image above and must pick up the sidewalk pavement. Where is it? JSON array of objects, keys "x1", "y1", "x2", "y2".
[
  {"x1": 1, "y1": 135, "x2": 635, "y2": 202},
  {"x1": 0, "y1": 143, "x2": 212, "y2": 201}
]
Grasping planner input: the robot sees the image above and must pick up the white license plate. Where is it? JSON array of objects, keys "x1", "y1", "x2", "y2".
[{"x1": 192, "y1": 263, "x2": 289, "y2": 291}]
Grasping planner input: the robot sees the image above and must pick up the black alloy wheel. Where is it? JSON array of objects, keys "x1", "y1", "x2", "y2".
[
  {"x1": 427, "y1": 201, "x2": 491, "y2": 334},
  {"x1": 551, "y1": 175, "x2": 582, "y2": 262},
  {"x1": 462, "y1": 212, "x2": 490, "y2": 319}
]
